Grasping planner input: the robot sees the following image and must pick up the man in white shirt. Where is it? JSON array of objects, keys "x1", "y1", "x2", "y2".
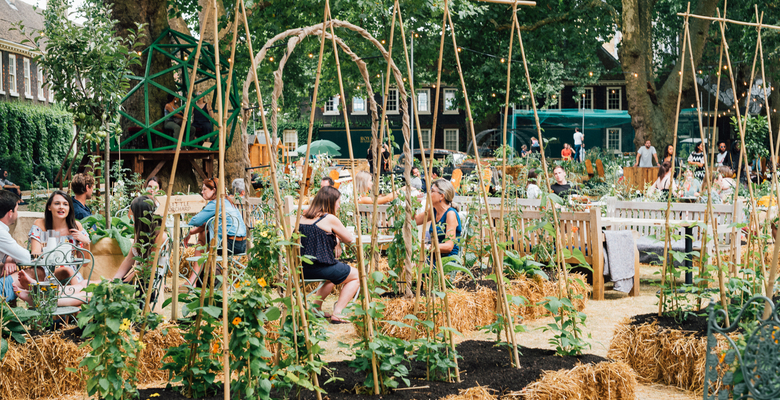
[
  {"x1": 0, "y1": 190, "x2": 31, "y2": 302},
  {"x1": 573, "y1": 128, "x2": 584, "y2": 162},
  {"x1": 634, "y1": 140, "x2": 659, "y2": 168}
]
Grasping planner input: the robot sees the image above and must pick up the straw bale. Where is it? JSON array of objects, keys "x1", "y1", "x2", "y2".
[
  {"x1": 0, "y1": 324, "x2": 185, "y2": 400},
  {"x1": 0, "y1": 330, "x2": 87, "y2": 400},
  {"x1": 439, "y1": 384, "x2": 498, "y2": 400},
  {"x1": 607, "y1": 317, "x2": 733, "y2": 394},
  {"x1": 137, "y1": 323, "x2": 186, "y2": 381},
  {"x1": 520, "y1": 360, "x2": 637, "y2": 400},
  {"x1": 375, "y1": 274, "x2": 592, "y2": 339}
]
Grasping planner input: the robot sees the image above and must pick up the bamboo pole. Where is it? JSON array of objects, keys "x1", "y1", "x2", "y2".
[
  {"x1": 756, "y1": 9, "x2": 780, "y2": 316},
  {"x1": 658, "y1": 4, "x2": 690, "y2": 316},
  {"x1": 321, "y1": 2, "x2": 380, "y2": 392},
  {"x1": 511, "y1": 9, "x2": 580, "y2": 354},
  {"x1": 138, "y1": 3, "x2": 211, "y2": 339},
  {"x1": 716, "y1": 6, "x2": 763, "y2": 283},
  {"x1": 238, "y1": 0, "x2": 322, "y2": 395},
  {"x1": 368, "y1": 5, "x2": 398, "y2": 278},
  {"x1": 676, "y1": 12, "x2": 780, "y2": 31},
  {"x1": 214, "y1": 0, "x2": 242, "y2": 396},
  {"x1": 446, "y1": 8, "x2": 520, "y2": 368},
  {"x1": 393, "y1": 0, "x2": 461, "y2": 381},
  {"x1": 683, "y1": 19, "x2": 729, "y2": 319}
]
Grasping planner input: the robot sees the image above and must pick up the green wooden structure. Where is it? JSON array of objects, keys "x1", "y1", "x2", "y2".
[{"x1": 117, "y1": 28, "x2": 240, "y2": 152}]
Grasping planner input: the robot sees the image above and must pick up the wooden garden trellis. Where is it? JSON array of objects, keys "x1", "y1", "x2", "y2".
[{"x1": 657, "y1": 1, "x2": 780, "y2": 321}]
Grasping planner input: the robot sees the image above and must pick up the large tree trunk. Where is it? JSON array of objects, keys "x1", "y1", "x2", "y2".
[{"x1": 620, "y1": 0, "x2": 719, "y2": 151}]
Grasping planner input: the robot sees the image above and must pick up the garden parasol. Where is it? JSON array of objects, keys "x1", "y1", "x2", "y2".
[{"x1": 296, "y1": 140, "x2": 341, "y2": 157}]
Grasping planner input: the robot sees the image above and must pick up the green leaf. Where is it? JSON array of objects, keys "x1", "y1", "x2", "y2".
[
  {"x1": 202, "y1": 305, "x2": 222, "y2": 318},
  {"x1": 106, "y1": 317, "x2": 120, "y2": 333},
  {"x1": 0, "y1": 338, "x2": 7, "y2": 361}
]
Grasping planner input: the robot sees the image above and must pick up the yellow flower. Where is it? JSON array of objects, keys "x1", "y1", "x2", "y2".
[
  {"x1": 257, "y1": 278, "x2": 267, "y2": 287},
  {"x1": 244, "y1": 280, "x2": 251, "y2": 286},
  {"x1": 232, "y1": 317, "x2": 242, "y2": 326},
  {"x1": 41, "y1": 286, "x2": 47, "y2": 292},
  {"x1": 234, "y1": 282, "x2": 241, "y2": 289},
  {"x1": 137, "y1": 340, "x2": 146, "y2": 350},
  {"x1": 120, "y1": 318, "x2": 131, "y2": 332},
  {"x1": 211, "y1": 341, "x2": 221, "y2": 354},
  {"x1": 260, "y1": 231, "x2": 268, "y2": 238},
  {"x1": 149, "y1": 394, "x2": 160, "y2": 398}
]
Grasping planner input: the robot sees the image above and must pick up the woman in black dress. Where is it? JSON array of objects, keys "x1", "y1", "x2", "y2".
[{"x1": 299, "y1": 186, "x2": 358, "y2": 324}]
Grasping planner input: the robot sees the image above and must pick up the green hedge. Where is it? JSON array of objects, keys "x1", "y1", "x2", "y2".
[{"x1": 0, "y1": 102, "x2": 73, "y2": 190}]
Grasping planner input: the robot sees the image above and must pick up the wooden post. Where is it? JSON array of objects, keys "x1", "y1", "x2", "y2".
[{"x1": 171, "y1": 214, "x2": 180, "y2": 320}]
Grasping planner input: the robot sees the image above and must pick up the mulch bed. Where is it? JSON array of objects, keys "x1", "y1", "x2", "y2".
[
  {"x1": 628, "y1": 311, "x2": 709, "y2": 337},
  {"x1": 138, "y1": 340, "x2": 609, "y2": 400}
]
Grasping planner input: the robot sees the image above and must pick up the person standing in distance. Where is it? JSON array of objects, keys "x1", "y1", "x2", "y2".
[
  {"x1": 716, "y1": 142, "x2": 733, "y2": 167},
  {"x1": 573, "y1": 128, "x2": 584, "y2": 162},
  {"x1": 634, "y1": 139, "x2": 659, "y2": 168},
  {"x1": 71, "y1": 173, "x2": 94, "y2": 220}
]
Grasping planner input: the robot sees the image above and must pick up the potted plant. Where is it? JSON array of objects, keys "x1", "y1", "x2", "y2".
[{"x1": 81, "y1": 215, "x2": 134, "y2": 281}]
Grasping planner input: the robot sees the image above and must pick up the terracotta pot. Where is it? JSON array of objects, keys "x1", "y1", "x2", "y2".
[{"x1": 83, "y1": 237, "x2": 125, "y2": 281}]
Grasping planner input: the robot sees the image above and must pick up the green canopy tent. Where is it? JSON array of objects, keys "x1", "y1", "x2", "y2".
[{"x1": 513, "y1": 109, "x2": 635, "y2": 156}]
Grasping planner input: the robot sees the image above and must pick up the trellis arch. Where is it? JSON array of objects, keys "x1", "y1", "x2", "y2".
[{"x1": 241, "y1": 20, "x2": 410, "y2": 149}]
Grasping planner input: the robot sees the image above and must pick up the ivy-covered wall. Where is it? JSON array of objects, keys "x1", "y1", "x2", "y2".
[{"x1": 0, "y1": 102, "x2": 74, "y2": 189}]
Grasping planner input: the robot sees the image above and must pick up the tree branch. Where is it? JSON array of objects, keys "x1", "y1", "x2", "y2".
[{"x1": 491, "y1": 0, "x2": 619, "y2": 32}]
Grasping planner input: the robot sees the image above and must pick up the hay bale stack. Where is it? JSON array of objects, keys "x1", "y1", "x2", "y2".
[
  {"x1": 440, "y1": 384, "x2": 498, "y2": 400},
  {"x1": 521, "y1": 360, "x2": 637, "y2": 400},
  {"x1": 0, "y1": 325, "x2": 185, "y2": 400},
  {"x1": 375, "y1": 274, "x2": 591, "y2": 339},
  {"x1": 0, "y1": 330, "x2": 87, "y2": 400},
  {"x1": 608, "y1": 318, "x2": 731, "y2": 393}
]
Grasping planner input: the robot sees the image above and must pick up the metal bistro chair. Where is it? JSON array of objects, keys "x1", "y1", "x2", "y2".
[
  {"x1": 28, "y1": 242, "x2": 95, "y2": 321},
  {"x1": 183, "y1": 214, "x2": 248, "y2": 290},
  {"x1": 132, "y1": 236, "x2": 172, "y2": 312}
]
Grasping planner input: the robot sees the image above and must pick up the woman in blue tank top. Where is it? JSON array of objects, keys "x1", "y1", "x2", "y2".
[{"x1": 414, "y1": 179, "x2": 461, "y2": 258}]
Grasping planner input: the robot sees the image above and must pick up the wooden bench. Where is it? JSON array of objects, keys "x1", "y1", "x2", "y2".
[
  {"x1": 603, "y1": 198, "x2": 744, "y2": 264},
  {"x1": 702, "y1": 296, "x2": 780, "y2": 399},
  {"x1": 484, "y1": 206, "x2": 639, "y2": 300}
]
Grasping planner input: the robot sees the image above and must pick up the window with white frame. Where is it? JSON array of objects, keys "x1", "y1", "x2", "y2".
[
  {"x1": 0, "y1": 53, "x2": 4, "y2": 94},
  {"x1": 416, "y1": 89, "x2": 430, "y2": 114},
  {"x1": 23, "y1": 58, "x2": 32, "y2": 98},
  {"x1": 8, "y1": 54, "x2": 18, "y2": 96},
  {"x1": 420, "y1": 129, "x2": 432, "y2": 150},
  {"x1": 283, "y1": 129, "x2": 298, "y2": 152},
  {"x1": 580, "y1": 87, "x2": 593, "y2": 110},
  {"x1": 606, "y1": 128, "x2": 622, "y2": 151},
  {"x1": 386, "y1": 88, "x2": 399, "y2": 114},
  {"x1": 444, "y1": 129, "x2": 459, "y2": 151},
  {"x1": 352, "y1": 97, "x2": 367, "y2": 114},
  {"x1": 37, "y1": 67, "x2": 45, "y2": 101},
  {"x1": 324, "y1": 96, "x2": 340, "y2": 115},
  {"x1": 607, "y1": 87, "x2": 622, "y2": 110},
  {"x1": 48, "y1": 84, "x2": 54, "y2": 102},
  {"x1": 443, "y1": 89, "x2": 458, "y2": 114}
]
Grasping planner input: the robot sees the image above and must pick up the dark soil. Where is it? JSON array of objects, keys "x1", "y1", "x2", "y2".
[
  {"x1": 136, "y1": 340, "x2": 608, "y2": 400},
  {"x1": 629, "y1": 311, "x2": 709, "y2": 337},
  {"x1": 26, "y1": 324, "x2": 85, "y2": 343},
  {"x1": 454, "y1": 279, "x2": 497, "y2": 292},
  {"x1": 137, "y1": 387, "x2": 223, "y2": 400}
]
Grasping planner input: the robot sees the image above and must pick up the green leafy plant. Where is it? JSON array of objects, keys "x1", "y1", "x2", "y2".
[
  {"x1": 74, "y1": 280, "x2": 159, "y2": 400},
  {"x1": 227, "y1": 278, "x2": 280, "y2": 399},
  {"x1": 246, "y1": 224, "x2": 285, "y2": 287},
  {"x1": 1, "y1": 303, "x2": 38, "y2": 361},
  {"x1": 82, "y1": 214, "x2": 134, "y2": 256},
  {"x1": 26, "y1": 282, "x2": 59, "y2": 330},
  {"x1": 161, "y1": 288, "x2": 223, "y2": 398}
]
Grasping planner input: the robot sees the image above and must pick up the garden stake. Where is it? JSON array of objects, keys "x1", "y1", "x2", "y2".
[
  {"x1": 448, "y1": 7, "x2": 519, "y2": 368},
  {"x1": 393, "y1": 1, "x2": 457, "y2": 372},
  {"x1": 659, "y1": 4, "x2": 690, "y2": 316},
  {"x1": 185, "y1": 250, "x2": 215, "y2": 397},
  {"x1": 390, "y1": 7, "x2": 419, "y2": 300},
  {"x1": 683, "y1": 20, "x2": 729, "y2": 316},
  {"x1": 368, "y1": 4, "x2": 398, "y2": 280},
  {"x1": 513, "y1": 12, "x2": 580, "y2": 355},
  {"x1": 323, "y1": 3, "x2": 380, "y2": 391},
  {"x1": 758, "y1": 19, "x2": 780, "y2": 316},
  {"x1": 138, "y1": 4, "x2": 211, "y2": 341},
  {"x1": 716, "y1": 7, "x2": 763, "y2": 289},
  {"x1": 238, "y1": 0, "x2": 320, "y2": 383}
]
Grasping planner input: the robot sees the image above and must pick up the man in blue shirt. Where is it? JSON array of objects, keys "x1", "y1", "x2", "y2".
[{"x1": 71, "y1": 173, "x2": 94, "y2": 220}]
